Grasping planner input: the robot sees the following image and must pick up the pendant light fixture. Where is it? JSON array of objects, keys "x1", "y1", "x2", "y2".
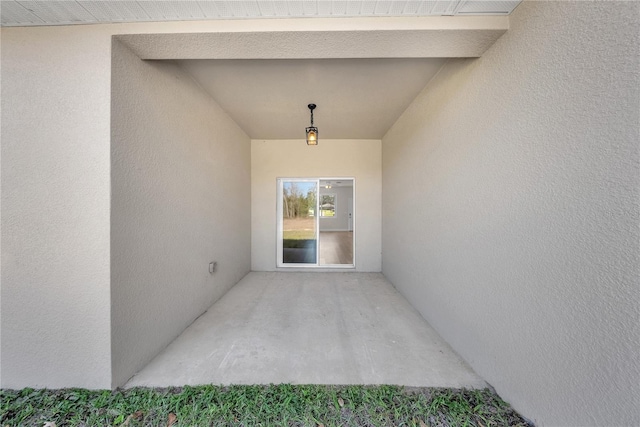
[{"x1": 305, "y1": 103, "x2": 318, "y2": 146}]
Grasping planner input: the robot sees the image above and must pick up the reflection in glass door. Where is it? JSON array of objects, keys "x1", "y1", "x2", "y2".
[{"x1": 278, "y1": 179, "x2": 318, "y2": 265}]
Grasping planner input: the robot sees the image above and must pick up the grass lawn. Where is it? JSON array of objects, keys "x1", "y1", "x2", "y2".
[
  {"x1": 283, "y1": 230, "x2": 316, "y2": 241},
  {"x1": 1, "y1": 384, "x2": 531, "y2": 427},
  {"x1": 283, "y1": 218, "x2": 316, "y2": 241}
]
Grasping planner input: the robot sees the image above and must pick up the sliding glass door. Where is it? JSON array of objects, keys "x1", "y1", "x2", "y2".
[
  {"x1": 277, "y1": 179, "x2": 319, "y2": 266},
  {"x1": 277, "y1": 178, "x2": 355, "y2": 268}
]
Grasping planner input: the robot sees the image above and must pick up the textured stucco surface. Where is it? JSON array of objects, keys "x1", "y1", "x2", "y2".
[
  {"x1": 1, "y1": 25, "x2": 113, "y2": 389},
  {"x1": 1, "y1": 16, "x2": 444, "y2": 389},
  {"x1": 110, "y1": 40, "x2": 251, "y2": 388},
  {"x1": 179, "y1": 58, "x2": 447, "y2": 140},
  {"x1": 382, "y1": 2, "x2": 640, "y2": 426},
  {"x1": 1, "y1": 19, "x2": 261, "y2": 389},
  {"x1": 251, "y1": 140, "x2": 381, "y2": 272},
  {"x1": 117, "y1": 29, "x2": 506, "y2": 60}
]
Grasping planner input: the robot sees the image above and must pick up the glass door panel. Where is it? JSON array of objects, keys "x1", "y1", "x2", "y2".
[
  {"x1": 279, "y1": 180, "x2": 318, "y2": 265},
  {"x1": 318, "y1": 179, "x2": 354, "y2": 266}
]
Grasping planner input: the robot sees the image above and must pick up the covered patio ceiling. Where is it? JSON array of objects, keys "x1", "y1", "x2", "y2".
[{"x1": 112, "y1": 15, "x2": 509, "y2": 140}]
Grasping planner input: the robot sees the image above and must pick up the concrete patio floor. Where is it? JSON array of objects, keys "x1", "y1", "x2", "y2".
[{"x1": 125, "y1": 272, "x2": 486, "y2": 388}]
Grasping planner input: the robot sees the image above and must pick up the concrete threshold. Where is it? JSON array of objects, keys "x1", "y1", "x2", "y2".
[{"x1": 125, "y1": 272, "x2": 485, "y2": 388}]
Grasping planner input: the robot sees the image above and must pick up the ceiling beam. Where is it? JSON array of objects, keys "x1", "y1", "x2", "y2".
[{"x1": 115, "y1": 16, "x2": 509, "y2": 59}]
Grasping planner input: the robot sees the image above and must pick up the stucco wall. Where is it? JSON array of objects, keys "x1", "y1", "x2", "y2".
[
  {"x1": 381, "y1": 2, "x2": 640, "y2": 426},
  {"x1": 0, "y1": 20, "x2": 257, "y2": 389},
  {"x1": 252, "y1": 139, "x2": 381, "y2": 272},
  {"x1": 0, "y1": 13, "x2": 506, "y2": 390},
  {"x1": 111, "y1": 41, "x2": 251, "y2": 387},
  {"x1": 1, "y1": 25, "x2": 113, "y2": 389}
]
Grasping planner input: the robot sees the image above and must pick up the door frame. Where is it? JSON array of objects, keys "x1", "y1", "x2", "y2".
[
  {"x1": 277, "y1": 178, "x2": 320, "y2": 267},
  {"x1": 276, "y1": 177, "x2": 355, "y2": 269}
]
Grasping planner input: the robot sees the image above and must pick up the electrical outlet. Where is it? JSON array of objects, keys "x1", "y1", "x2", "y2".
[{"x1": 209, "y1": 261, "x2": 217, "y2": 274}]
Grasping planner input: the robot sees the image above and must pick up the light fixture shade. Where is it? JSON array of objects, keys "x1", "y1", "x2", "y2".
[{"x1": 306, "y1": 127, "x2": 318, "y2": 145}]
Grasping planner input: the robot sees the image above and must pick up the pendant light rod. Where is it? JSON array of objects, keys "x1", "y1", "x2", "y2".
[{"x1": 308, "y1": 103, "x2": 316, "y2": 126}]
